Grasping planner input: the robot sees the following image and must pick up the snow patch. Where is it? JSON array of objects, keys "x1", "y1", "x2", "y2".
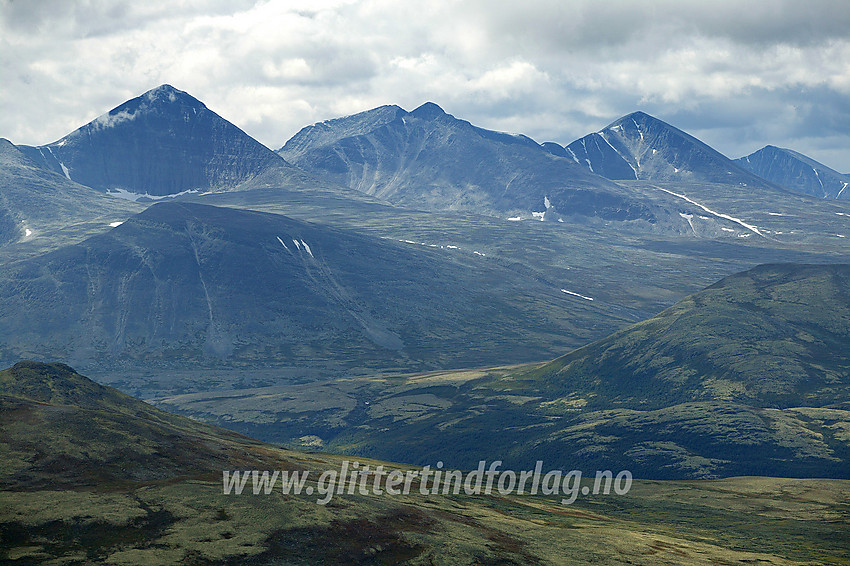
[
  {"x1": 276, "y1": 236, "x2": 290, "y2": 251},
  {"x1": 106, "y1": 188, "x2": 199, "y2": 202},
  {"x1": 838, "y1": 182, "x2": 848, "y2": 198},
  {"x1": 721, "y1": 227, "x2": 735, "y2": 232},
  {"x1": 656, "y1": 187, "x2": 767, "y2": 238},
  {"x1": 532, "y1": 211, "x2": 545, "y2": 221},
  {"x1": 46, "y1": 147, "x2": 71, "y2": 180},
  {"x1": 108, "y1": 221, "x2": 123, "y2": 228},
  {"x1": 507, "y1": 216, "x2": 522, "y2": 221},
  {"x1": 561, "y1": 289, "x2": 594, "y2": 301},
  {"x1": 837, "y1": 234, "x2": 846, "y2": 238},
  {"x1": 544, "y1": 195, "x2": 551, "y2": 209},
  {"x1": 292, "y1": 239, "x2": 301, "y2": 250},
  {"x1": 473, "y1": 251, "x2": 485, "y2": 256},
  {"x1": 24, "y1": 228, "x2": 32, "y2": 237},
  {"x1": 300, "y1": 240, "x2": 314, "y2": 257},
  {"x1": 679, "y1": 212, "x2": 697, "y2": 235},
  {"x1": 565, "y1": 147, "x2": 579, "y2": 163},
  {"x1": 767, "y1": 212, "x2": 790, "y2": 216}
]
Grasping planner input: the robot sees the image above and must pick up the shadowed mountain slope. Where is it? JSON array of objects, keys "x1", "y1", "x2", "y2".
[
  {"x1": 18, "y1": 85, "x2": 292, "y2": 197},
  {"x1": 736, "y1": 145, "x2": 850, "y2": 200},
  {"x1": 0, "y1": 201, "x2": 631, "y2": 372},
  {"x1": 279, "y1": 103, "x2": 657, "y2": 222},
  {"x1": 564, "y1": 111, "x2": 779, "y2": 188}
]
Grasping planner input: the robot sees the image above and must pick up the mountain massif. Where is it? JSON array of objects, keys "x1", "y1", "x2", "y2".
[
  {"x1": 736, "y1": 145, "x2": 850, "y2": 200},
  {"x1": 17, "y1": 85, "x2": 291, "y2": 198},
  {"x1": 279, "y1": 103, "x2": 657, "y2": 222},
  {"x1": 0, "y1": 201, "x2": 631, "y2": 373},
  {"x1": 562, "y1": 111, "x2": 778, "y2": 188}
]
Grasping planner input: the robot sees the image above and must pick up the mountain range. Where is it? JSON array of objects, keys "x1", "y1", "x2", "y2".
[
  {"x1": 279, "y1": 102, "x2": 658, "y2": 222},
  {"x1": 1, "y1": 85, "x2": 849, "y2": 482}
]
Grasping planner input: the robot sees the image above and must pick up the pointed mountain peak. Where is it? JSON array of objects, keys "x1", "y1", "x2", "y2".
[
  {"x1": 605, "y1": 110, "x2": 664, "y2": 132},
  {"x1": 85, "y1": 84, "x2": 207, "y2": 133},
  {"x1": 16, "y1": 85, "x2": 284, "y2": 196},
  {"x1": 735, "y1": 145, "x2": 849, "y2": 199},
  {"x1": 569, "y1": 111, "x2": 772, "y2": 186},
  {"x1": 410, "y1": 101, "x2": 449, "y2": 120}
]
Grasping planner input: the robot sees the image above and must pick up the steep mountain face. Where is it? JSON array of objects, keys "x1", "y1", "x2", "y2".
[
  {"x1": 564, "y1": 111, "x2": 774, "y2": 187},
  {"x1": 279, "y1": 103, "x2": 657, "y2": 222},
  {"x1": 0, "y1": 138, "x2": 140, "y2": 250},
  {"x1": 17, "y1": 85, "x2": 289, "y2": 197},
  {"x1": 735, "y1": 145, "x2": 850, "y2": 199},
  {"x1": 0, "y1": 201, "x2": 629, "y2": 372}
]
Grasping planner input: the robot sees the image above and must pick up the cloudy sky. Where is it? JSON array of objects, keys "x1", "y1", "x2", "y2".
[{"x1": 2, "y1": 0, "x2": 850, "y2": 171}]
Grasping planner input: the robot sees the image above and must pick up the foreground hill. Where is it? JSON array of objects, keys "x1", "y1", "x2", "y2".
[
  {"x1": 279, "y1": 103, "x2": 658, "y2": 222},
  {"x1": 17, "y1": 85, "x2": 293, "y2": 197},
  {"x1": 156, "y1": 263, "x2": 850, "y2": 479},
  {"x1": 2, "y1": 362, "x2": 848, "y2": 564},
  {"x1": 736, "y1": 145, "x2": 850, "y2": 200},
  {"x1": 563, "y1": 111, "x2": 778, "y2": 188},
  {"x1": 0, "y1": 201, "x2": 631, "y2": 372}
]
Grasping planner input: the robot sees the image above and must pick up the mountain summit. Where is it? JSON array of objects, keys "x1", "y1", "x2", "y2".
[
  {"x1": 735, "y1": 145, "x2": 850, "y2": 199},
  {"x1": 279, "y1": 103, "x2": 656, "y2": 222},
  {"x1": 18, "y1": 85, "x2": 287, "y2": 197},
  {"x1": 564, "y1": 111, "x2": 773, "y2": 187}
]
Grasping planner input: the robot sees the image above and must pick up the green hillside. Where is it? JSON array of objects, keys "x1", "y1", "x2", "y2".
[{"x1": 2, "y1": 362, "x2": 848, "y2": 564}]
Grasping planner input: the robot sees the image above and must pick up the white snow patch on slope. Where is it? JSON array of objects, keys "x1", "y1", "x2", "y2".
[
  {"x1": 108, "y1": 221, "x2": 123, "y2": 228},
  {"x1": 300, "y1": 240, "x2": 314, "y2": 257},
  {"x1": 838, "y1": 182, "x2": 848, "y2": 198},
  {"x1": 473, "y1": 251, "x2": 485, "y2": 256},
  {"x1": 565, "y1": 147, "x2": 579, "y2": 163},
  {"x1": 46, "y1": 146, "x2": 71, "y2": 180},
  {"x1": 532, "y1": 211, "x2": 545, "y2": 221},
  {"x1": 292, "y1": 239, "x2": 301, "y2": 250},
  {"x1": 24, "y1": 228, "x2": 32, "y2": 237},
  {"x1": 276, "y1": 236, "x2": 290, "y2": 251},
  {"x1": 721, "y1": 227, "x2": 735, "y2": 232},
  {"x1": 507, "y1": 216, "x2": 522, "y2": 221},
  {"x1": 561, "y1": 289, "x2": 594, "y2": 301},
  {"x1": 679, "y1": 212, "x2": 697, "y2": 235},
  {"x1": 656, "y1": 187, "x2": 767, "y2": 239},
  {"x1": 106, "y1": 188, "x2": 199, "y2": 202},
  {"x1": 768, "y1": 212, "x2": 791, "y2": 216}
]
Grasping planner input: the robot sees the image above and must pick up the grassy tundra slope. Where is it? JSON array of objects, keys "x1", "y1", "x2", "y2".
[{"x1": 1, "y1": 362, "x2": 848, "y2": 564}]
